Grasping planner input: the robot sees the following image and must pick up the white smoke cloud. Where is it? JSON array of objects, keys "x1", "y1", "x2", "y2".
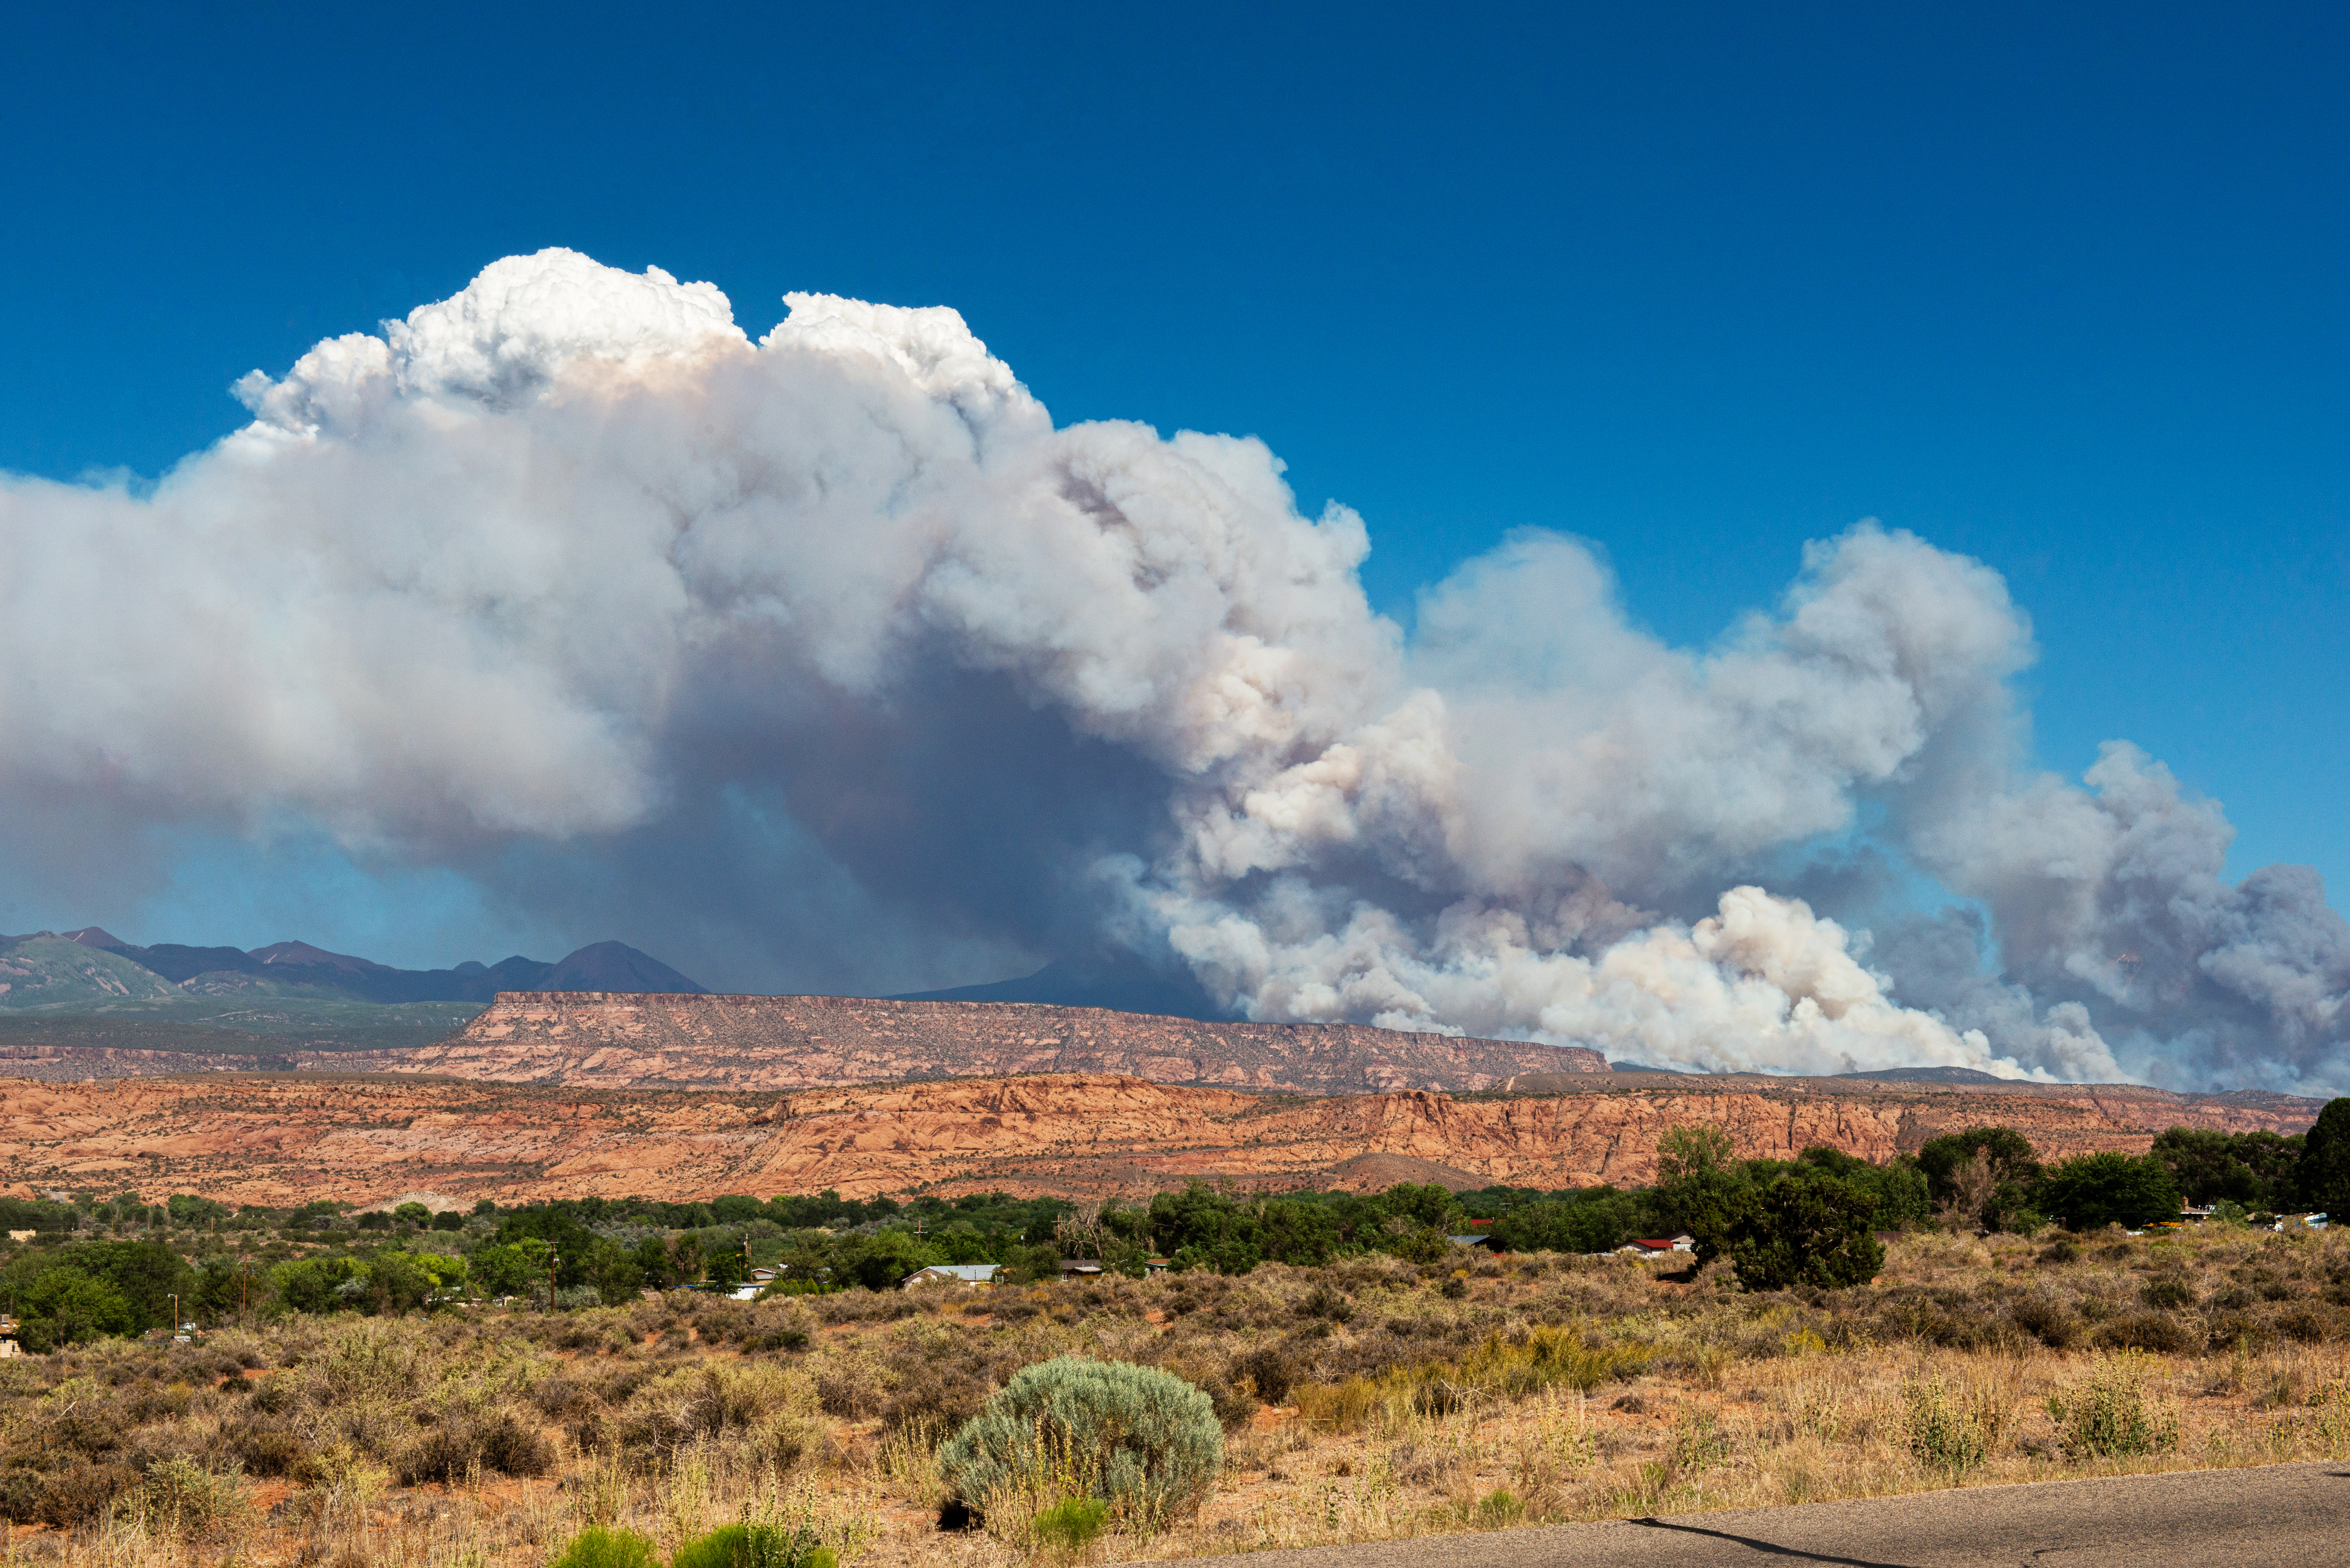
[{"x1": 2, "y1": 249, "x2": 2342, "y2": 1091}]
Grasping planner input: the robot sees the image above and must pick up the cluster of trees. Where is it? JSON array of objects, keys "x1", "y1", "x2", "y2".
[
  {"x1": 1486, "y1": 1131, "x2": 1931, "y2": 1268},
  {"x1": 1913, "y1": 1104, "x2": 2350, "y2": 1236},
  {"x1": 0, "y1": 1189, "x2": 1085, "y2": 1347},
  {"x1": 0, "y1": 1187, "x2": 919, "y2": 1242},
  {"x1": 1075, "y1": 1182, "x2": 1470, "y2": 1275},
  {"x1": 1483, "y1": 1127, "x2": 1919, "y2": 1292}
]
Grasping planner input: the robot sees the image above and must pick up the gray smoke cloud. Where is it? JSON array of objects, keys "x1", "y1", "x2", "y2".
[{"x1": 2, "y1": 250, "x2": 2343, "y2": 1090}]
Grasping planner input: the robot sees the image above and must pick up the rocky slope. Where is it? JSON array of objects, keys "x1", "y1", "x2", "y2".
[
  {"x1": 0, "y1": 1069, "x2": 2323, "y2": 1207},
  {"x1": 0, "y1": 993, "x2": 1611, "y2": 1095},
  {"x1": 424, "y1": 992, "x2": 1613, "y2": 1094}
]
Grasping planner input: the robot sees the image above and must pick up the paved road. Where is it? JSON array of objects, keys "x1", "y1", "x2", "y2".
[{"x1": 1187, "y1": 1462, "x2": 2350, "y2": 1567}]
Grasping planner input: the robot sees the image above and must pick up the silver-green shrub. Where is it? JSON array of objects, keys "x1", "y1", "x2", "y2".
[{"x1": 937, "y1": 1356, "x2": 1222, "y2": 1530}]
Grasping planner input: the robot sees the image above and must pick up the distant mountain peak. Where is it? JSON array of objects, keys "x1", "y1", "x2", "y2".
[
  {"x1": 249, "y1": 941, "x2": 394, "y2": 973},
  {"x1": 24, "y1": 929, "x2": 705, "y2": 1002},
  {"x1": 1834, "y1": 1066, "x2": 2013, "y2": 1085},
  {"x1": 540, "y1": 940, "x2": 707, "y2": 994}
]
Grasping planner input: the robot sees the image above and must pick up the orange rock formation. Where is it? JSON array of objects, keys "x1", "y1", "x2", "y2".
[{"x1": 0, "y1": 1069, "x2": 2320, "y2": 1208}]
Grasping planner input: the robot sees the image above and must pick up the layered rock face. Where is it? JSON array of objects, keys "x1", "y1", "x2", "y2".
[
  {"x1": 346, "y1": 992, "x2": 1607, "y2": 1094},
  {"x1": 0, "y1": 1069, "x2": 2321, "y2": 1207}
]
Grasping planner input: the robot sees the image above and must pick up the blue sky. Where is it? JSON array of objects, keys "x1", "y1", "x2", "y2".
[{"x1": 2, "y1": 2, "x2": 2344, "y2": 970}]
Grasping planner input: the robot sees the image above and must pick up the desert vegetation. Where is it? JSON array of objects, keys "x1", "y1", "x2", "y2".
[
  {"x1": 3, "y1": 1224, "x2": 2350, "y2": 1568},
  {"x1": 2, "y1": 1104, "x2": 2347, "y2": 1566}
]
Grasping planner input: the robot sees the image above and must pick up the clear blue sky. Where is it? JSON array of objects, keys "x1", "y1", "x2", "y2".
[{"x1": 3, "y1": 2, "x2": 2344, "y2": 965}]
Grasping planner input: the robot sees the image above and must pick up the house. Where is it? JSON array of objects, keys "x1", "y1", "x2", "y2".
[
  {"x1": 1447, "y1": 1234, "x2": 1503, "y2": 1253},
  {"x1": 1620, "y1": 1233, "x2": 1696, "y2": 1257},
  {"x1": 1058, "y1": 1259, "x2": 1105, "y2": 1278},
  {"x1": 1144, "y1": 1257, "x2": 1173, "y2": 1276},
  {"x1": 904, "y1": 1263, "x2": 1004, "y2": 1290}
]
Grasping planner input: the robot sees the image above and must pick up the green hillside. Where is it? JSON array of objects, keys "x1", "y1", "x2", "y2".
[
  {"x1": 0, "y1": 934, "x2": 181, "y2": 1009},
  {"x1": 0, "y1": 1009, "x2": 474, "y2": 1054},
  {"x1": 0, "y1": 933, "x2": 480, "y2": 1051}
]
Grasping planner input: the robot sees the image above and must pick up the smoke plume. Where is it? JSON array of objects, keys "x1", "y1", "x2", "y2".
[{"x1": 3, "y1": 250, "x2": 2343, "y2": 1090}]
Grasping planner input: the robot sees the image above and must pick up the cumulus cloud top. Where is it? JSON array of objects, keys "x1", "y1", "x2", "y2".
[
  {"x1": 4, "y1": 249, "x2": 2343, "y2": 1091},
  {"x1": 236, "y1": 250, "x2": 746, "y2": 436}
]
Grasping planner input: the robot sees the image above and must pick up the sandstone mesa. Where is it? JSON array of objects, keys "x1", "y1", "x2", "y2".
[
  {"x1": 0, "y1": 1067, "x2": 2319, "y2": 1210},
  {"x1": 0, "y1": 992, "x2": 1612, "y2": 1093}
]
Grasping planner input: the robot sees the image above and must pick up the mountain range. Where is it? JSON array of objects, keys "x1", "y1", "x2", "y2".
[{"x1": 0, "y1": 927, "x2": 704, "y2": 1010}]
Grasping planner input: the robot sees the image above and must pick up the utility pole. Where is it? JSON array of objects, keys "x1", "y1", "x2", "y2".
[
  {"x1": 546, "y1": 1250, "x2": 558, "y2": 1313},
  {"x1": 239, "y1": 1257, "x2": 251, "y2": 1321},
  {"x1": 168, "y1": 1293, "x2": 179, "y2": 1341}
]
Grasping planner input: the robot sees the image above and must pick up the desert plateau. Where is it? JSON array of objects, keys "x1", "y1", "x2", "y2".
[
  {"x1": 0, "y1": 1057, "x2": 2323, "y2": 1208},
  {"x1": 0, "y1": 992, "x2": 1612, "y2": 1096}
]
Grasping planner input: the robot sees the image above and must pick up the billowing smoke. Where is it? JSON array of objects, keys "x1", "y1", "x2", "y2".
[{"x1": 3, "y1": 250, "x2": 2343, "y2": 1090}]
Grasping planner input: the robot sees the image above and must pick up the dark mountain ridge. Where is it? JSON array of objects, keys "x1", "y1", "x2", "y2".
[{"x1": 15, "y1": 930, "x2": 705, "y2": 1003}]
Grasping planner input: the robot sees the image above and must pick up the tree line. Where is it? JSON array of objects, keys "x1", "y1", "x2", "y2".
[{"x1": 4, "y1": 1100, "x2": 2344, "y2": 1350}]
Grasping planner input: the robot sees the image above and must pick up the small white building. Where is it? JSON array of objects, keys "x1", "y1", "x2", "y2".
[{"x1": 904, "y1": 1263, "x2": 1004, "y2": 1290}]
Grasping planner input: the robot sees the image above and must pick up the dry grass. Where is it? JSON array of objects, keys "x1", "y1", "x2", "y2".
[{"x1": 3, "y1": 1224, "x2": 2348, "y2": 1567}]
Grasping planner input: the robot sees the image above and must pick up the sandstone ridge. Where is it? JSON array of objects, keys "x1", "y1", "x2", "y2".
[
  {"x1": 434, "y1": 992, "x2": 1614, "y2": 1093},
  {"x1": 0, "y1": 992, "x2": 1611, "y2": 1095},
  {"x1": 0, "y1": 1068, "x2": 2321, "y2": 1207}
]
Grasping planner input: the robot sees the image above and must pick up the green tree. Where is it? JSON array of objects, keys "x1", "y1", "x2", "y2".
[
  {"x1": 931, "y1": 1222, "x2": 993, "y2": 1265},
  {"x1": 1491, "y1": 1189, "x2": 1641, "y2": 1255},
  {"x1": 165, "y1": 1194, "x2": 228, "y2": 1227},
  {"x1": 705, "y1": 1244, "x2": 748, "y2": 1291},
  {"x1": 2293, "y1": 1099, "x2": 2350, "y2": 1216},
  {"x1": 13, "y1": 1266, "x2": 140, "y2": 1350},
  {"x1": 632, "y1": 1235, "x2": 677, "y2": 1289},
  {"x1": 2151, "y1": 1128, "x2": 2301, "y2": 1208},
  {"x1": 1644, "y1": 1167, "x2": 1751, "y2": 1262},
  {"x1": 469, "y1": 1240, "x2": 551, "y2": 1300},
  {"x1": 1146, "y1": 1185, "x2": 1258, "y2": 1270},
  {"x1": 272, "y1": 1256, "x2": 365, "y2": 1314},
  {"x1": 1256, "y1": 1199, "x2": 1342, "y2": 1266},
  {"x1": 1371, "y1": 1183, "x2": 1465, "y2": 1233},
  {"x1": 1655, "y1": 1124, "x2": 1736, "y2": 1182},
  {"x1": 1, "y1": 1240, "x2": 188, "y2": 1331},
  {"x1": 829, "y1": 1230, "x2": 941, "y2": 1291},
  {"x1": 1798, "y1": 1147, "x2": 1930, "y2": 1230},
  {"x1": 191, "y1": 1254, "x2": 272, "y2": 1323},
  {"x1": 1724, "y1": 1172, "x2": 1884, "y2": 1291},
  {"x1": 996, "y1": 1240, "x2": 1062, "y2": 1285},
  {"x1": 2039, "y1": 1153, "x2": 2183, "y2": 1232},
  {"x1": 1915, "y1": 1127, "x2": 2043, "y2": 1231},
  {"x1": 579, "y1": 1238, "x2": 645, "y2": 1305},
  {"x1": 367, "y1": 1252, "x2": 436, "y2": 1314}
]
